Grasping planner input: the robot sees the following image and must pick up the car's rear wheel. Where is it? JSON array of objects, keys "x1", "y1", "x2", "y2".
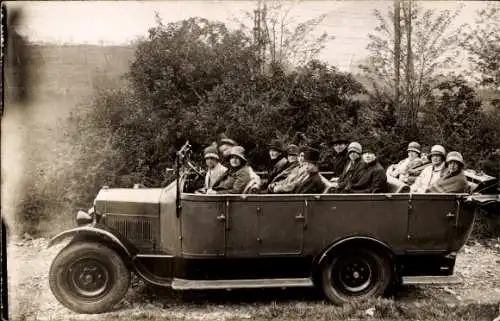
[
  {"x1": 320, "y1": 248, "x2": 391, "y2": 304},
  {"x1": 49, "y1": 241, "x2": 130, "y2": 314}
]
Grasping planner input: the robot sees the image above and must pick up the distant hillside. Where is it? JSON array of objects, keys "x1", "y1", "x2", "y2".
[{"x1": 25, "y1": 44, "x2": 137, "y2": 121}]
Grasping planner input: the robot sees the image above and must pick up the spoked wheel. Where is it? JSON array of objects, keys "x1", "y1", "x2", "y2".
[
  {"x1": 320, "y1": 248, "x2": 391, "y2": 304},
  {"x1": 49, "y1": 242, "x2": 131, "y2": 314}
]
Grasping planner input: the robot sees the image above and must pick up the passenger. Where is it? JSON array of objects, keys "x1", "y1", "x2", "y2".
[
  {"x1": 331, "y1": 138, "x2": 350, "y2": 177},
  {"x1": 217, "y1": 133, "x2": 238, "y2": 164},
  {"x1": 268, "y1": 146, "x2": 326, "y2": 194},
  {"x1": 266, "y1": 140, "x2": 289, "y2": 185},
  {"x1": 202, "y1": 145, "x2": 227, "y2": 190},
  {"x1": 427, "y1": 151, "x2": 468, "y2": 193},
  {"x1": 420, "y1": 149, "x2": 430, "y2": 164},
  {"x1": 267, "y1": 144, "x2": 300, "y2": 187},
  {"x1": 286, "y1": 144, "x2": 299, "y2": 164},
  {"x1": 410, "y1": 144, "x2": 447, "y2": 193},
  {"x1": 387, "y1": 141, "x2": 424, "y2": 185},
  {"x1": 336, "y1": 142, "x2": 363, "y2": 192},
  {"x1": 216, "y1": 133, "x2": 262, "y2": 188},
  {"x1": 208, "y1": 146, "x2": 252, "y2": 194},
  {"x1": 338, "y1": 151, "x2": 388, "y2": 193}
]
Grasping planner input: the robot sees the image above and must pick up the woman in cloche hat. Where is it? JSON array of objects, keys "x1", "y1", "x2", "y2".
[
  {"x1": 208, "y1": 146, "x2": 252, "y2": 194},
  {"x1": 427, "y1": 151, "x2": 468, "y2": 193},
  {"x1": 410, "y1": 144, "x2": 447, "y2": 193}
]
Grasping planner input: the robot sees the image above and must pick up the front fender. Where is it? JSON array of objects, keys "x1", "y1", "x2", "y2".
[{"x1": 48, "y1": 223, "x2": 139, "y2": 257}]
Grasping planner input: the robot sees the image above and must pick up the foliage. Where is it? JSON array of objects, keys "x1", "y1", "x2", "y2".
[
  {"x1": 360, "y1": 2, "x2": 464, "y2": 135},
  {"x1": 12, "y1": 14, "x2": 500, "y2": 237},
  {"x1": 231, "y1": 0, "x2": 334, "y2": 67},
  {"x1": 460, "y1": 2, "x2": 500, "y2": 89}
]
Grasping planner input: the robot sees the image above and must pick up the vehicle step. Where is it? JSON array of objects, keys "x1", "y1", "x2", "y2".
[
  {"x1": 171, "y1": 278, "x2": 314, "y2": 290},
  {"x1": 402, "y1": 275, "x2": 462, "y2": 285}
]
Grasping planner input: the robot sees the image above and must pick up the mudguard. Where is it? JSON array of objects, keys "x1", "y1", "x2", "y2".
[
  {"x1": 310, "y1": 235, "x2": 397, "y2": 286},
  {"x1": 47, "y1": 223, "x2": 139, "y2": 257},
  {"x1": 316, "y1": 235, "x2": 396, "y2": 268}
]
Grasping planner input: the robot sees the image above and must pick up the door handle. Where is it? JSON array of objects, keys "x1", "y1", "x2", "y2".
[
  {"x1": 295, "y1": 214, "x2": 305, "y2": 222},
  {"x1": 446, "y1": 212, "x2": 456, "y2": 219},
  {"x1": 216, "y1": 214, "x2": 226, "y2": 221}
]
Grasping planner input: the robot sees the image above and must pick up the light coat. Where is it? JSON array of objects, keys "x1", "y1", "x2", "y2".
[
  {"x1": 272, "y1": 162, "x2": 325, "y2": 194},
  {"x1": 427, "y1": 169, "x2": 468, "y2": 193},
  {"x1": 410, "y1": 163, "x2": 446, "y2": 193},
  {"x1": 387, "y1": 157, "x2": 424, "y2": 184},
  {"x1": 204, "y1": 163, "x2": 228, "y2": 189}
]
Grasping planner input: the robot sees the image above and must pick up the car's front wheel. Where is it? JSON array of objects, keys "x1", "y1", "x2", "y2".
[
  {"x1": 49, "y1": 241, "x2": 130, "y2": 314},
  {"x1": 320, "y1": 248, "x2": 391, "y2": 305}
]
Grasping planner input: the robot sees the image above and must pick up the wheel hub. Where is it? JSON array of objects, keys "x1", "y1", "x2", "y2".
[
  {"x1": 333, "y1": 256, "x2": 373, "y2": 294},
  {"x1": 68, "y1": 259, "x2": 110, "y2": 298}
]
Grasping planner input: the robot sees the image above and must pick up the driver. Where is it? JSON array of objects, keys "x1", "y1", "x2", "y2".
[
  {"x1": 203, "y1": 145, "x2": 227, "y2": 190},
  {"x1": 207, "y1": 146, "x2": 252, "y2": 194}
]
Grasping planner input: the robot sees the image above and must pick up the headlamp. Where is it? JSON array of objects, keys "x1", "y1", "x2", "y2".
[{"x1": 76, "y1": 210, "x2": 93, "y2": 226}]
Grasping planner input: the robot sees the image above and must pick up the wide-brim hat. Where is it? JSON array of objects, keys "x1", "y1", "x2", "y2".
[
  {"x1": 229, "y1": 146, "x2": 247, "y2": 162},
  {"x1": 286, "y1": 144, "x2": 299, "y2": 156},
  {"x1": 204, "y1": 145, "x2": 219, "y2": 160},
  {"x1": 347, "y1": 142, "x2": 362, "y2": 154},
  {"x1": 268, "y1": 140, "x2": 284, "y2": 153},
  {"x1": 446, "y1": 151, "x2": 464, "y2": 166},
  {"x1": 429, "y1": 144, "x2": 446, "y2": 158},
  {"x1": 219, "y1": 133, "x2": 237, "y2": 146},
  {"x1": 407, "y1": 141, "x2": 421, "y2": 154},
  {"x1": 298, "y1": 145, "x2": 320, "y2": 162}
]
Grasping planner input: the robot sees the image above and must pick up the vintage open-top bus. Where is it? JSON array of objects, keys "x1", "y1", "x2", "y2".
[{"x1": 47, "y1": 141, "x2": 499, "y2": 314}]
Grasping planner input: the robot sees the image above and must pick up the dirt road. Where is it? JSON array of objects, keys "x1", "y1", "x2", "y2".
[{"x1": 6, "y1": 237, "x2": 500, "y2": 321}]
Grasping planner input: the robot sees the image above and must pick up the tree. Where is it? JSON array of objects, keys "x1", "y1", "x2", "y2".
[
  {"x1": 360, "y1": 1, "x2": 464, "y2": 137},
  {"x1": 231, "y1": 0, "x2": 334, "y2": 68},
  {"x1": 460, "y1": 2, "x2": 500, "y2": 90}
]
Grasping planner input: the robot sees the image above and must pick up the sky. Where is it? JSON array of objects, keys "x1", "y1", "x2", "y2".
[{"x1": 4, "y1": 0, "x2": 490, "y2": 72}]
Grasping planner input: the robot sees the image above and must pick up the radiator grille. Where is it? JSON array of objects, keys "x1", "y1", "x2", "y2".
[{"x1": 104, "y1": 215, "x2": 157, "y2": 248}]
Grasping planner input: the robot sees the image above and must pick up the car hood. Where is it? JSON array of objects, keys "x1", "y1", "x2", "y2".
[{"x1": 94, "y1": 187, "x2": 164, "y2": 216}]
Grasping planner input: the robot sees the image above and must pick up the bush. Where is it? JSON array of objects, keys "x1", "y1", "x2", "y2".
[{"x1": 13, "y1": 17, "x2": 500, "y2": 237}]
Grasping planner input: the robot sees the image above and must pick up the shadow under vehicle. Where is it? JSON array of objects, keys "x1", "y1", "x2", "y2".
[{"x1": 47, "y1": 142, "x2": 499, "y2": 314}]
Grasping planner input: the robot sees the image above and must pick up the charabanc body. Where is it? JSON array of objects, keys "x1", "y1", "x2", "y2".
[{"x1": 47, "y1": 142, "x2": 499, "y2": 314}]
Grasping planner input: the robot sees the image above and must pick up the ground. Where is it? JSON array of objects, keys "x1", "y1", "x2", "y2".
[{"x1": 5, "y1": 237, "x2": 500, "y2": 321}]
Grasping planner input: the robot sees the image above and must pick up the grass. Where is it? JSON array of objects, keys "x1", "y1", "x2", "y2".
[{"x1": 8, "y1": 300, "x2": 499, "y2": 321}]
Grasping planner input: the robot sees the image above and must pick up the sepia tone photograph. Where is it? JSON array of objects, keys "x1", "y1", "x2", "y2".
[{"x1": 1, "y1": 0, "x2": 499, "y2": 320}]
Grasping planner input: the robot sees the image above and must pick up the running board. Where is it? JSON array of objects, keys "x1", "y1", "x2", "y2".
[
  {"x1": 171, "y1": 278, "x2": 314, "y2": 290},
  {"x1": 402, "y1": 275, "x2": 462, "y2": 285},
  {"x1": 170, "y1": 275, "x2": 462, "y2": 290}
]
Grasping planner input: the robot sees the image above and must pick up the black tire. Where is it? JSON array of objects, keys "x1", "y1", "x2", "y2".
[
  {"x1": 320, "y1": 248, "x2": 391, "y2": 305},
  {"x1": 49, "y1": 241, "x2": 131, "y2": 314}
]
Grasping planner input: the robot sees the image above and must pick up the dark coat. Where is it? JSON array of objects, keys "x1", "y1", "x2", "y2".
[
  {"x1": 212, "y1": 165, "x2": 252, "y2": 194},
  {"x1": 267, "y1": 156, "x2": 289, "y2": 184},
  {"x1": 338, "y1": 159, "x2": 388, "y2": 193},
  {"x1": 269, "y1": 161, "x2": 299, "y2": 185},
  {"x1": 295, "y1": 169, "x2": 327, "y2": 194},
  {"x1": 337, "y1": 159, "x2": 363, "y2": 192},
  {"x1": 331, "y1": 149, "x2": 349, "y2": 177}
]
